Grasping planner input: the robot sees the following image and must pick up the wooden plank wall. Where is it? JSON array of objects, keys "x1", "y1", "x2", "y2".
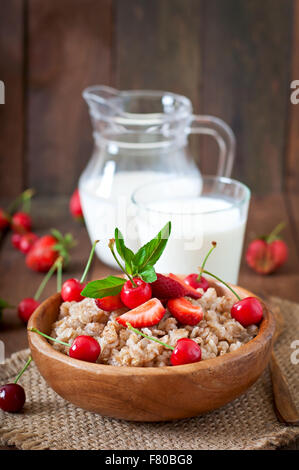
[{"x1": 0, "y1": 0, "x2": 298, "y2": 196}]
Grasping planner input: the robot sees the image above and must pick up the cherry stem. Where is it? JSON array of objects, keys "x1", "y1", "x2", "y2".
[
  {"x1": 7, "y1": 188, "x2": 35, "y2": 215},
  {"x1": 126, "y1": 322, "x2": 174, "y2": 350},
  {"x1": 80, "y1": 240, "x2": 99, "y2": 283},
  {"x1": 267, "y1": 222, "x2": 285, "y2": 243},
  {"x1": 202, "y1": 270, "x2": 241, "y2": 301},
  {"x1": 28, "y1": 327, "x2": 70, "y2": 348},
  {"x1": 197, "y1": 241, "x2": 217, "y2": 282},
  {"x1": 34, "y1": 256, "x2": 63, "y2": 301},
  {"x1": 109, "y1": 241, "x2": 137, "y2": 287},
  {"x1": 14, "y1": 356, "x2": 32, "y2": 384}
]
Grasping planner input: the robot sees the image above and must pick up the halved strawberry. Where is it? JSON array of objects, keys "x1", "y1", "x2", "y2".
[
  {"x1": 116, "y1": 298, "x2": 165, "y2": 328},
  {"x1": 167, "y1": 297, "x2": 203, "y2": 326},
  {"x1": 96, "y1": 294, "x2": 124, "y2": 312},
  {"x1": 168, "y1": 273, "x2": 202, "y2": 299},
  {"x1": 151, "y1": 273, "x2": 201, "y2": 302}
]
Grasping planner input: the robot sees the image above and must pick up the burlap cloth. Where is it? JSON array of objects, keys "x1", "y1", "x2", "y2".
[{"x1": 0, "y1": 296, "x2": 298, "y2": 450}]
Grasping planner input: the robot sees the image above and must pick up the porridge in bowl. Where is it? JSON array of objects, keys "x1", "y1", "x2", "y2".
[{"x1": 50, "y1": 286, "x2": 259, "y2": 367}]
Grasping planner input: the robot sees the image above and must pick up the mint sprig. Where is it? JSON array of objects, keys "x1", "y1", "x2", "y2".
[{"x1": 82, "y1": 221, "x2": 171, "y2": 299}]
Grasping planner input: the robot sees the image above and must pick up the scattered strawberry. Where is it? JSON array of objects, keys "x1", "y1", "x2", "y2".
[
  {"x1": 18, "y1": 298, "x2": 40, "y2": 323},
  {"x1": 11, "y1": 212, "x2": 32, "y2": 234},
  {"x1": 0, "y1": 356, "x2": 32, "y2": 413},
  {"x1": 70, "y1": 188, "x2": 84, "y2": 222},
  {"x1": 116, "y1": 298, "x2": 165, "y2": 328},
  {"x1": 246, "y1": 222, "x2": 288, "y2": 274},
  {"x1": 95, "y1": 294, "x2": 124, "y2": 311},
  {"x1": 167, "y1": 297, "x2": 204, "y2": 326},
  {"x1": 151, "y1": 273, "x2": 191, "y2": 301},
  {"x1": 170, "y1": 338, "x2": 202, "y2": 366},
  {"x1": 19, "y1": 232, "x2": 38, "y2": 254},
  {"x1": 0, "y1": 209, "x2": 10, "y2": 230},
  {"x1": 26, "y1": 230, "x2": 75, "y2": 272},
  {"x1": 11, "y1": 233, "x2": 22, "y2": 250}
]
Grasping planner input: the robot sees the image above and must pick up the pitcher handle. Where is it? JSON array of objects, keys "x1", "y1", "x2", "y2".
[{"x1": 188, "y1": 115, "x2": 236, "y2": 177}]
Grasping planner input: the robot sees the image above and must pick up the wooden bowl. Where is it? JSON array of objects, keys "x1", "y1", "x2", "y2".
[{"x1": 28, "y1": 279, "x2": 275, "y2": 422}]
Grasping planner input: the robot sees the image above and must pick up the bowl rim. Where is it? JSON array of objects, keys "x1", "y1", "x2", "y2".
[{"x1": 28, "y1": 279, "x2": 275, "y2": 377}]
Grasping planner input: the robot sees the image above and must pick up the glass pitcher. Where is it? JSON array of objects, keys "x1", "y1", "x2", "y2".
[{"x1": 79, "y1": 86, "x2": 236, "y2": 267}]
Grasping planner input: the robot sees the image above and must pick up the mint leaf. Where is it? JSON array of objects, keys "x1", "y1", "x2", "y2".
[
  {"x1": 134, "y1": 221, "x2": 171, "y2": 272},
  {"x1": 138, "y1": 265, "x2": 157, "y2": 283},
  {"x1": 81, "y1": 276, "x2": 126, "y2": 299},
  {"x1": 115, "y1": 228, "x2": 135, "y2": 275}
]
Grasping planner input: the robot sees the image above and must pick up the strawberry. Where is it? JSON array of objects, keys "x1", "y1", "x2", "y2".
[
  {"x1": 151, "y1": 273, "x2": 201, "y2": 302},
  {"x1": 246, "y1": 222, "x2": 288, "y2": 275},
  {"x1": 116, "y1": 298, "x2": 165, "y2": 328},
  {"x1": 167, "y1": 297, "x2": 204, "y2": 326},
  {"x1": 96, "y1": 294, "x2": 124, "y2": 312},
  {"x1": 26, "y1": 230, "x2": 75, "y2": 272},
  {"x1": 70, "y1": 188, "x2": 84, "y2": 222},
  {"x1": 168, "y1": 273, "x2": 202, "y2": 299}
]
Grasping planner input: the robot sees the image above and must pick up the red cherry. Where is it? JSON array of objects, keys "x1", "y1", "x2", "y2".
[
  {"x1": 170, "y1": 338, "x2": 202, "y2": 366},
  {"x1": 0, "y1": 383, "x2": 26, "y2": 412},
  {"x1": 61, "y1": 278, "x2": 86, "y2": 302},
  {"x1": 120, "y1": 278, "x2": 152, "y2": 309},
  {"x1": 0, "y1": 208, "x2": 10, "y2": 230},
  {"x1": 69, "y1": 335, "x2": 101, "y2": 362},
  {"x1": 231, "y1": 297, "x2": 263, "y2": 327},
  {"x1": 19, "y1": 232, "x2": 38, "y2": 254},
  {"x1": 95, "y1": 294, "x2": 124, "y2": 311},
  {"x1": 184, "y1": 273, "x2": 209, "y2": 292},
  {"x1": 11, "y1": 212, "x2": 32, "y2": 234},
  {"x1": 18, "y1": 297, "x2": 40, "y2": 323},
  {"x1": 11, "y1": 233, "x2": 22, "y2": 250},
  {"x1": 70, "y1": 189, "x2": 83, "y2": 221}
]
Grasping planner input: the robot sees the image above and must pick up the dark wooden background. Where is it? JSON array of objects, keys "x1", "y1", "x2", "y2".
[{"x1": 0, "y1": 0, "x2": 299, "y2": 197}]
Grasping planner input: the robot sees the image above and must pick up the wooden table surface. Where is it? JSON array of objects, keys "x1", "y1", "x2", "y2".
[{"x1": 0, "y1": 194, "x2": 298, "y2": 450}]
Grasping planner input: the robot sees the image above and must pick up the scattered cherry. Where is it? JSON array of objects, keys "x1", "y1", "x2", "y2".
[
  {"x1": 61, "y1": 278, "x2": 86, "y2": 302},
  {"x1": 184, "y1": 273, "x2": 210, "y2": 292},
  {"x1": 96, "y1": 294, "x2": 124, "y2": 311},
  {"x1": 0, "y1": 356, "x2": 32, "y2": 413},
  {"x1": 70, "y1": 188, "x2": 84, "y2": 221},
  {"x1": 231, "y1": 297, "x2": 263, "y2": 327},
  {"x1": 18, "y1": 298, "x2": 40, "y2": 323},
  {"x1": 19, "y1": 232, "x2": 38, "y2": 254},
  {"x1": 120, "y1": 278, "x2": 152, "y2": 309},
  {"x1": 69, "y1": 335, "x2": 101, "y2": 362},
  {"x1": 0, "y1": 208, "x2": 10, "y2": 230},
  {"x1": 170, "y1": 338, "x2": 202, "y2": 366},
  {"x1": 61, "y1": 240, "x2": 98, "y2": 302},
  {"x1": 11, "y1": 211, "x2": 32, "y2": 234},
  {"x1": 11, "y1": 232, "x2": 22, "y2": 250},
  {"x1": 0, "y1": 383, "x2": 26, "y2": 412}
]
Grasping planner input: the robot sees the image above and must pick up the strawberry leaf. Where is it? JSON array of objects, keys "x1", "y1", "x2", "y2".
[
  {"x1": 81, "y1": 276, "x2": 126, "y2": 299},
  {"x1": 133, "y1": 221, "x2": 171, "y2": 272},
  {"x1": 138, "y1": 265, "x2": 157, "y2": 283}
]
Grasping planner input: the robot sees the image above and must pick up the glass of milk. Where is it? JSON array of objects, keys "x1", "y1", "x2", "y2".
[
  {"x1": 80, "y1": 87, "x2": 236, "y2": 268},
  {"x1": 132, "y1": 176, "x2": 250, "y2": 284}
]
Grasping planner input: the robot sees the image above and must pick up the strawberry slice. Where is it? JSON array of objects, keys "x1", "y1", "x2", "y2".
[
  {"x1": 116, "y1": 298, "x2": 166, "y2": 328},
  {"x1": 168, "y1": 273, "x2": 202, "y2": 299},
  {"x1": 168, "y1": 297, "x2": 203, "y2": 326},
  {"x1": 96, "y1": 294, "x2": 124, "y2": 312},
  {"x1": 151, "y1": 273, "x2": 201, "y2": 301}
]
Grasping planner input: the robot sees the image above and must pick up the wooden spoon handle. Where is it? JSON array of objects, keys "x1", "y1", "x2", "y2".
[{"x1": 270, "y1": 351, "x2": 299, "y2": 426}]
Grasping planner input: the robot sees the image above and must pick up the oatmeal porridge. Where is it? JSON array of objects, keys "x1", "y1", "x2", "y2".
[{"x1": 50, "y1": 287, "x2": 259, "y2": 367}]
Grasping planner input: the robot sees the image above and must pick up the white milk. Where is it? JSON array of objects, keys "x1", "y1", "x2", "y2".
[
  {"x1": 79, "y1": 171, "x2": 169, "y2": 267},
  {"x1": 135, "y1": 197, "x2": 247, "y2": 284}
]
